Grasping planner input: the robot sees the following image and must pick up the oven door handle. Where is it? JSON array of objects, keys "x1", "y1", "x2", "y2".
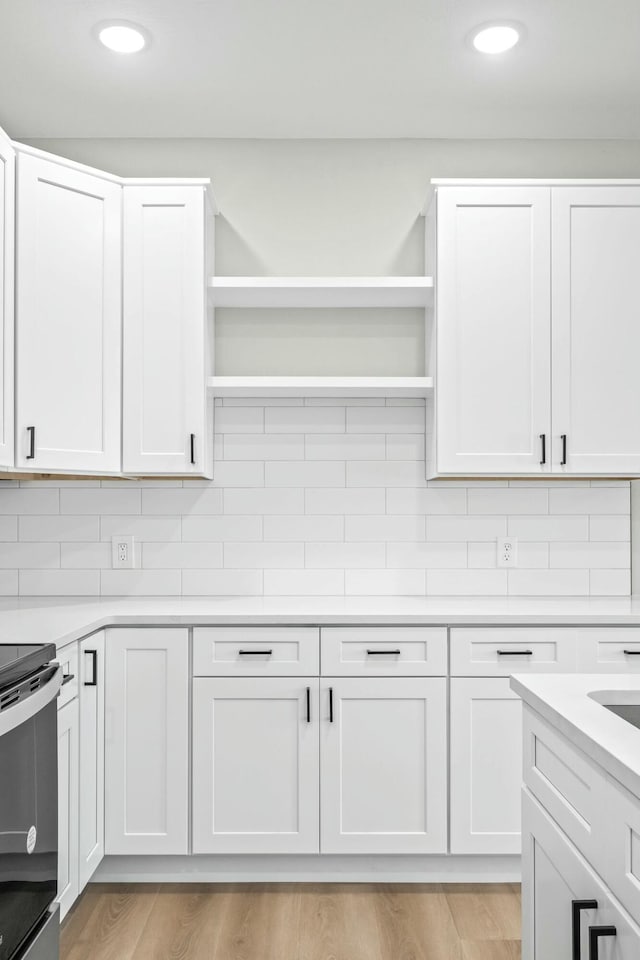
[{"x1": 0, "y1": 664, "x2": 62, "y2": 739}]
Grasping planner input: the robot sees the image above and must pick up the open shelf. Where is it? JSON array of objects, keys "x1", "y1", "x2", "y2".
[
  {"x1": 208, "y1": 277, "x2": 433, "y2": 309},
  {"x1": 207, "y1": 376, "x2": 434, "y2": 398}
]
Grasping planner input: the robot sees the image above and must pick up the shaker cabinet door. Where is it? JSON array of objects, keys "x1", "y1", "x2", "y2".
[
  {"x1": 435, "y1": 187, "x2": 551, "y2": 476},
  {"x1": 57, "y1": 698, "x2": 79, "y2": 921},
  {"x1": 552, "y1": 187, "x2": 640, "y2": 475},
  {"x1": 15, "y1": 153, "x2": 121, "y2": 472},
  {"x1": 320, "y1": 677, "x2": 447, "y2": 854},
  {"x1": 78, "y1": 632, "x2": 105, "y2": 891}
]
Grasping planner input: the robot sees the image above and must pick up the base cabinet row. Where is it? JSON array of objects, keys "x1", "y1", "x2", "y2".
[{"x1": 102, "y1": 628, "x2": 518, "y2": 858}]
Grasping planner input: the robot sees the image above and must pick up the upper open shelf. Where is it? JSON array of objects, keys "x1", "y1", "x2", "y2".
[
  {"x1": 207, "y1": 376, "x2": 434, "y2": 398},
  {"x1": 208, "y1": 277, "x2": 434, "y2": 309}
]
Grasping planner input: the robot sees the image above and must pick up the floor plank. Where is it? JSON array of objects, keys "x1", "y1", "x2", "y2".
[{"x1": 61, "y1": 883, "x2": 521, "y2": 960}]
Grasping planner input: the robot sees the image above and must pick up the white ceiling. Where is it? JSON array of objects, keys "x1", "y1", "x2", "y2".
[{"x1": 1, "y1": 0, "x2": 639, "y2": 139}]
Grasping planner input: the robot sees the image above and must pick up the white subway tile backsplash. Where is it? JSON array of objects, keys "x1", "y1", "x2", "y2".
[
  {"x1": 0, "y1": 400, "x2": 630, "y2": 598},
  {"x1": 142, "y1": 542, "x2": 223, "y2": 569},
  {"x1": 265, "y1": 461, "x2": 345, "y2": 487},
  {"x1": 265, "y1": 406, "x2": 345, "y2": 433},
  {"x1": 224, "y1": 433, "x2": 305, "y2": 461},
  {"x1": 60, "y1": 488, "x2": 140, "y2": 515},
  {"x1": 305, "y1": 542, "x2": 386, "y2": 569},
  {"x1": 345, "y1": 569, "x2": 425, "y2": 596},
  {"x1": 263, "y1": 516, "x2": 344, "y2": 542},
  {"x1": 264, "y1": 569, "x2": 345, "y2": 595},
  {"x1": 224, "y1": 542, "x2": 304, "y2": 569},
  {"x1": 305, "y1": 434, "x2": 385, "y2": 460},
  {"x1": 182, "y1": 569, "x2": 263, "y2": 596},
  {"x1": 346, "y1": 406, "x2": 425, "y2": 433},
  {"x1": 306, "y1": 488, "x2": 385, "y2": 515}
]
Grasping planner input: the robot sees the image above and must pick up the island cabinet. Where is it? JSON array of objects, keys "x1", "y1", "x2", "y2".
[
  {"x1": 431, "y1": 181, "x2": 640, "y2": 477},
  {"x1": 104, "y1": 628, "x2": 190, "y2": 854},
  {"x1": 122, "y1": 184, "x2": 213, "y2": 477},
  {"x1": 15, "y1": 151, "x2": 122, "y2": 473},
  {"x1": 0, "y1": 125, "x2": 14, "y2": 468}
]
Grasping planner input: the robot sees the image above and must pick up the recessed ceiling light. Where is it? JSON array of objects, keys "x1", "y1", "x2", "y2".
[
  {"x1": 97, "y1": 21, "x2": 148, "y2": 54},
  {"x1": 471, "y1": 22, "x2": 522, "y2": 55}
]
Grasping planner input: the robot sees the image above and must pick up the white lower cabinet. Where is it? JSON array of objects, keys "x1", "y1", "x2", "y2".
[
  {"x1": 192, "y1": 678, "x2": 319, "y2": 854},
  {"x1": 78, "y1": 633, "x2": 105, "y2": 892},
  {"x1": 105, "y1": 628, "x2": 190, "y2": 855},
  {"x1": 450, "y1": 678, "x2": 522, "y2": 854},
  {"x1": 320, "y1": 678, "x2": 447, "y2": 854},
  {"x1": 57, "y1": 697, "x2": 79, "y2": 921},
  {"x1": 523, "y1": 789, "x2": 640, "y2": 960}
]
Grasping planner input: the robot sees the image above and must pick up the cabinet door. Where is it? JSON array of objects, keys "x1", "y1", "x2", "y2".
[
  {"x1": 123, "y1": 185, "x2": 212, "y2": 477},
  {"x1": 450, "y1": 678, "x2": 522, "y2": 854},
  {"x1": 192, "y1": 678, "x2": 319, "y2": 854},
  {"x1": 321, "y1": 677, "x2": 447, "y2": 854},
  {"x1": 57, "y1": 698, "x2": 79, "y2": 922},
  {"x1": 522, "y1": 789, "x2": 640, "y2": 960},
  {"x1": 105, "y1": 628, "x2": 189, "y2": 855},
  {"x1": 15, "y1": 153, "x2": 121, "y2": 473},
  {"x1": 435, "y1": 187, "x2": 551, "y2": 475},
  {"x1": 78, "y1": 632, "x2": 104, "y2": 891},
  {"x1": 552, "y1": 187, "x2": 640, "y2": 475},
  {"x1": 0, "y1": 126, "x2": 14, "y2": 468}
]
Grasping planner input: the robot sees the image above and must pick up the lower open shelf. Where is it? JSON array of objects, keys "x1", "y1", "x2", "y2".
[{"x1": 207, "y1": 376, "x2": 434, "y2": 398}]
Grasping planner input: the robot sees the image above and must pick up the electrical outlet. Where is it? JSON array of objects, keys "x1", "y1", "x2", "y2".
[
  {"x1": 112, "y1": 535, "x2": 135, "y2": 569},
  {"x1": 497, "y1": 537, "x2": 518, "y2": 568}
]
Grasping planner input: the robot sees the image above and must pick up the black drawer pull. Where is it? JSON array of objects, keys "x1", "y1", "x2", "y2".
[
  {"x1": 238, "y1": 649, "x2": 273, "y2": 656},
  {"x1": 623, "y1": 650, "x2": 640, "y2": 655},
  {"x1": 497, "y1": 649, "x2": 533, "y2": 656},
  {"x1": 572, "y1": 900, "x2": 597, "y2": 960},
  {"x1": 329, "y1": 687, "x2": 334, "y2": 723},
  {"x1": 61, "y1": 673, "x2": 75, "y2": 686},
  {"x1": 306, "y1": 686, "x2": 311, "y2": 723},
  {"x1": 84, "y1": 650, "x2": 98, "y2": 687},
  {"x1": 366, "y1": 649, "x2": 401, "y2": 656},
  {"x1": 588, "y1": 925, "x2": 616, "y2": 960},
  {"x1": 26, "y1": 426, "x2": 35, "y2": 460}
]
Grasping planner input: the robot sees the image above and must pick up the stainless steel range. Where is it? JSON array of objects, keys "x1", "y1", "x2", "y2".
[{"x1": 0, "y1": 644, "x2": 62, "y2": 960}]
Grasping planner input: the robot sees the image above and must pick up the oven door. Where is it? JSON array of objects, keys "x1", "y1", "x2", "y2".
[{"x1": 0, "y1": 667, "x2": 61, "y2": 960}]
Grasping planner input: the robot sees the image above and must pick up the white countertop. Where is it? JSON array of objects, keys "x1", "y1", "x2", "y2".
[
  {"x1": 512, "y1": 673, "x2": 640, "y2": 801},
  {"x1": 3, "y1": 595, "x2": 640, "y2": 650}
]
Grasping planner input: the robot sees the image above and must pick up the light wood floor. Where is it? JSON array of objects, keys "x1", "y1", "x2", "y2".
[{"x1": 61, "y1": 882, "x2": 521, "y2": 960}]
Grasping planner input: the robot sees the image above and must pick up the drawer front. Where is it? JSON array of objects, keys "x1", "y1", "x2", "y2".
[
  {"x1": 450, "y1": 627, "x2": 577, "y2": 676},
  {"x1": 577, "y1": 628, "x2": 640, "y2": 672},
  {"x1": 602, "y1": 776, "x2": 640, "y2": 920},
  {"x1": 321, "y1": 627, "x2": 447, "y2": 676},
  {"x1": 193, "y1": 627, "x2": 319, "y2": 676},
  {"x1": 523, "y1": 707, "x2": 606, "y2": 865},
  {"x1": 56, "y1": 642, "x2": 78, "y2": 708}
]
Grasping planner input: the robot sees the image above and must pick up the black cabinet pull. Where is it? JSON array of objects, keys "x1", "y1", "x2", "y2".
[
  {"x1": 329, "y1": 687, "x2": 334, "y2": 723},
  {"x1": 238, "y1": 649, "x2": 273, "y2": 656},
  {"x1": 561, "y1": 433, "x2": 568, "y2": 466},
  {"x1": 306, "y1": 686, "x2": 311, "y2": 723},
  {"x1": 190, "y1": 433, "x2": 196, "y2": 465},
  {"x1": 26, "y1": 426, "x2": 35, "y2": 460},
  {"x1": 497, "y1": 649, "x2": 533, "y2": 656},
  {"x1": 572, "y1": 900, "x2": 598, "y2": 960},
  {"x1": 623, "y1": 650, "x2": 640, "y2": 655},
  {"x1": 61, "y1": 673, "x2": 75, "y2": 686},
  {"x1": 588, "y1": 925, "x2": 616, "y2": 960},
  {"x1": 84, "y1": 650, "x2": 98, "y2": 687},
  {"x1": 539, "y1": 433, "x2": 546, "y2": 465},
  {"x1": 366, "y1": 649, "x2": 401, "y2": 656}
]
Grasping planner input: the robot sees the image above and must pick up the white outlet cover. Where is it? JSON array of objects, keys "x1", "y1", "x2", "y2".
[
  {"x1": 497, "y1": 537, "x2": 517, "y2": 568},
  {"x1": 112, "y1": 535, "x2": 135, "y2": 569}
]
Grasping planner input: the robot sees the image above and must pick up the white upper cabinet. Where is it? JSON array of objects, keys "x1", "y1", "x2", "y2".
[
  {"x1": 15, "y1": 153, "x2": 121, "y2": 472},
  {"x1": 434, "y1": 186, "x2": 552, "y2": 476},
  {"x1": 123, "y1": 185, "x2": 212, "y2": 477},
  {"x1": 0, "y1": 126, "x2": 14, "y2": 468},
  {"x1": 552, "y1": 187, "x2": 640, "y2": 475}
]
